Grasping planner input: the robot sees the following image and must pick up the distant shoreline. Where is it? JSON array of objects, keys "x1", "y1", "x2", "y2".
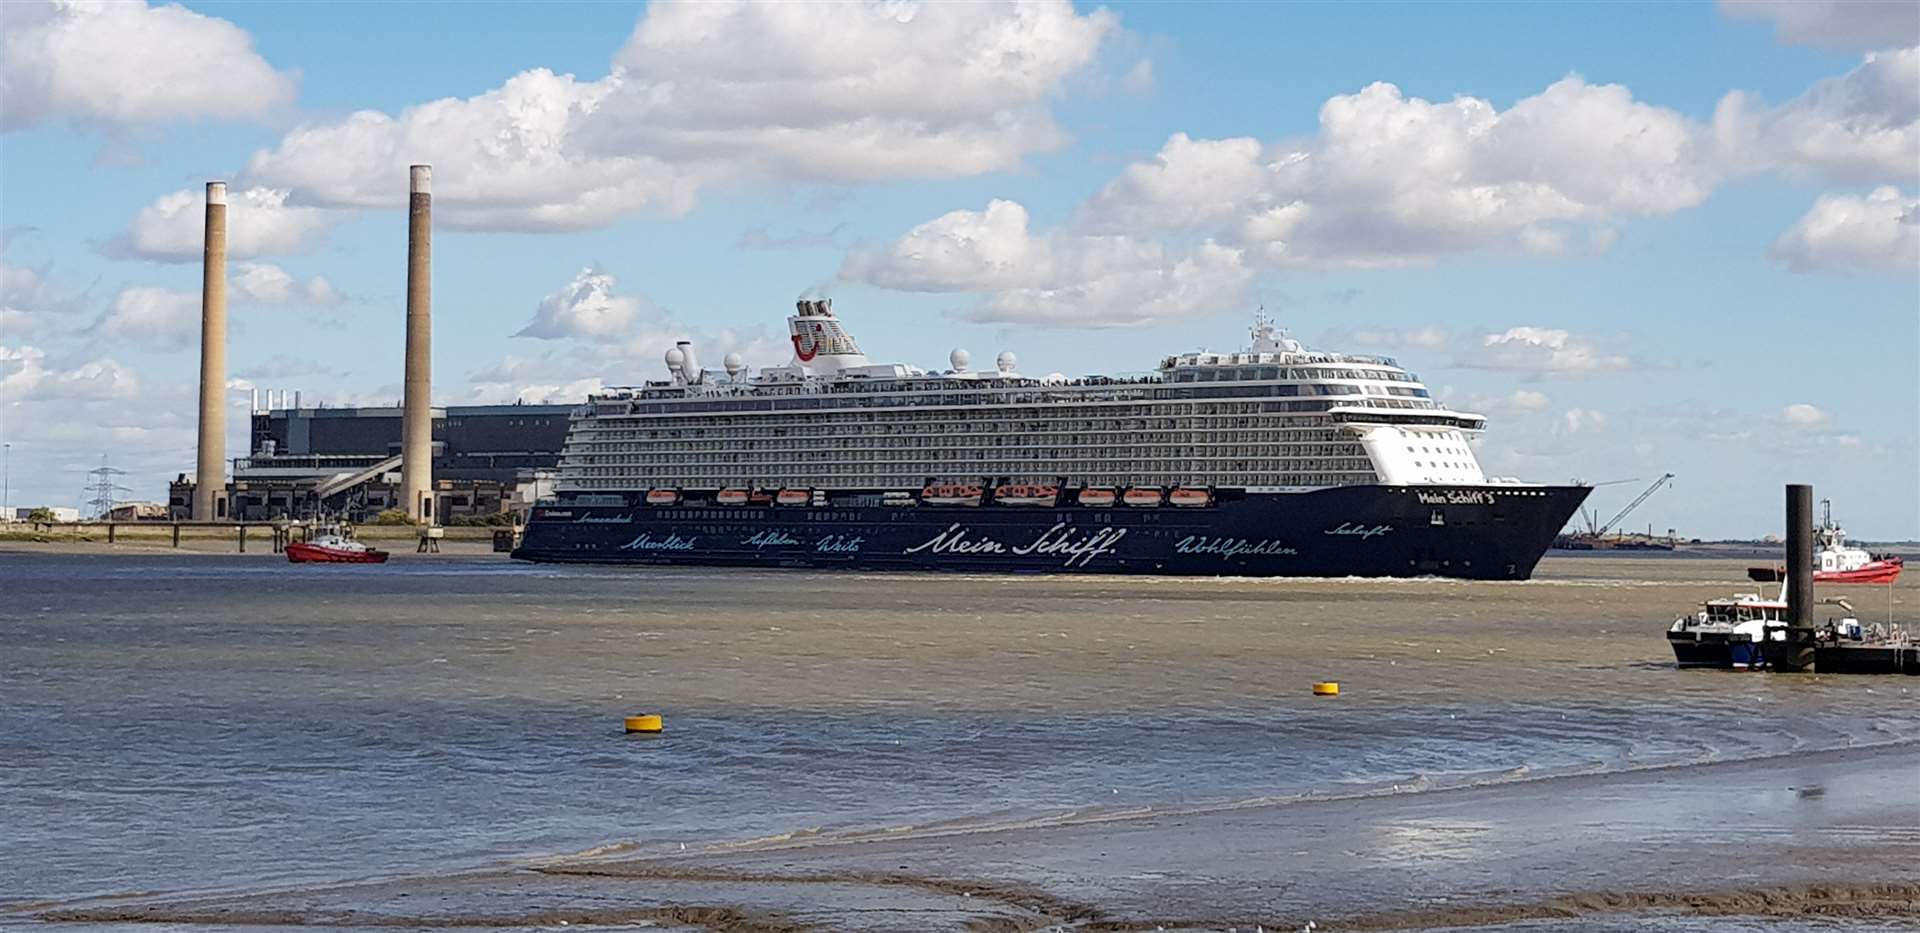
[{"x1": 0, "y1": 523, "x2": 507, "y2": 558}]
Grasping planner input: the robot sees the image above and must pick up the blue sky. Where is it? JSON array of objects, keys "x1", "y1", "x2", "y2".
[{"x1": 2, "y1": 0, "x2": 1915, "y2": 538}]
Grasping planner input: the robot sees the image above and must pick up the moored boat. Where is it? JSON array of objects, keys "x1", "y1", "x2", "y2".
[
  {"x1": 1747, "y1": 501, "x2": 1903, "y2": 585},
  {"x1": 776, "y1": 488, "x2": 812, "y2": 506},
  {"x1": 717, "y1": 488, "x2": 750, "y2": 506},
  {"x1": 645, "y1": 488, "x2": 681, "y2": 506},
  {"x1": 1123, "y1": 487, "x2": 1164, "y2": 508},
  {"x1": 1667, "y1": 588, "x2": 1786, "y2": 669},
  {"x1": 286, "y1": 530, "x2": 389, "y2": 564}
]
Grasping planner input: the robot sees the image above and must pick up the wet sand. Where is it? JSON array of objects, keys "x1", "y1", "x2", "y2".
[{"x1": 33, "y1": 744, "x2": 1920, "y2": 931}]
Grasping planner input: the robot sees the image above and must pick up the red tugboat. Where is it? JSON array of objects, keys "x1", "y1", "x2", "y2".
[
  {"x1": 286, "y1": 528, "x2": 389, "y2": 564},
  {"x1": 1749, "y1": 501, "x2": 1901, "y2": 585}
]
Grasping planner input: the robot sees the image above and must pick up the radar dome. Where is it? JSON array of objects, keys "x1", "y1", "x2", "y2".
[
  {"x1": 949, "y1": 348, "x2": 970, "y2": 372},
  {"x1": 995, "y1": 350, "x2": 1017, "y2": 373},
  {"x1": 723, "y1": 352, "x2": 745, "y2": 376},
  {"x1": 664, "y1": 346, "x2": 685, "y2": 368}
]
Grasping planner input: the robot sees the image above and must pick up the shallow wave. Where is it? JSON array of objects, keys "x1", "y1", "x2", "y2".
[{"x1": 537, "y1": 736, "x2": 1920, "y2": 868}]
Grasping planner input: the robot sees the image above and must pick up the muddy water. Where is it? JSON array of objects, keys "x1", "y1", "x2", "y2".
[{"x1": 3, "y1": 552, "x2": 1914, "y2": 909}]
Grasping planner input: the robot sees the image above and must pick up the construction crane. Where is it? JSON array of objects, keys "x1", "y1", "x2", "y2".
[
  {"x1": 1567, "y1": 478, "x2": 1641, "y2": 535},
  {"x1": 1594, "y1": 473, "x2": 1675, "y2": 537},
  {"x1": 1556, "y1": 473, "x2": 1677, "y2": 548}
]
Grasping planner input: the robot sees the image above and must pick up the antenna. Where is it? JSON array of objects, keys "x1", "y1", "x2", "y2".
[{"x1": 85, "y1": 455, "x2": 131, "y2": 519}]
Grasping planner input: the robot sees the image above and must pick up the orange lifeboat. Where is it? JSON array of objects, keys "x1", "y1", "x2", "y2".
[
  {"x1": 1077, "y1": 487, "x2": 1117, "y2": 507},
  {"x1": 716, "y1": 489, "x2": 750, "y2": 506},
  {"x1": 1169, "y1": 487, "x2": 1212, "y2": 508},
  {"x1": 776, "y1": 488, "x2": 812, "y2": 506},
  {"x1": 922, "y1": 483, "x2": 985, "y2": 506},
  {"x1": 994, "y1": 483, "x2": 1059, "y2": 506},
  {"x1": 645, "y1": 489, "x2": 681, "y2": 506},
  {"x1": 1122, "y1": 487, "x2": 1164, "y2": 508}
]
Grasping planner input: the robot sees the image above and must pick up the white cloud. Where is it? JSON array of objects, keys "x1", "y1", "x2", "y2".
[
  {"x1": 1780, "y1": 402, "x2": 1832, "y2": 426},
  {"x1": 1714, "y1": 48, "x2": 1919, "y2": 185},
  {"x1": 1, "y1": 343, "x2": 138, "y2": 402},
  {"x1": 840, "y1": 199, "x2": 1253, "y2": 327},
  {"x1": 1078, "y1": 133, "x2": 1268, "y2": 232},
  {"x1": 2, "y1": 261, "x2": 67, "y2": 340},
  {"x1": 516, "y1": 268, "x2": 654, "y2": 341},
  {"x1": 1506, "y1": 389, "x2": 1552, "y2": 413},
  {"x1": 92, "y1": 286, "x2": 199, "y2": 350},
  {"x1": 848, "y1": 52, "x2": 1917, "y2": 321},
  {"x1": 0, "y1": 350, "x2": 224, "y2": 515},
  {"x1": 1769, "y1": 186, "x2": 1920, "y2": 272},
  {"x1": 1555, "y1": 408, "x2": 1610, "y2": 436},
  {"x1": 1081, "y1": 78, "x2": 1715, "y2": 269},
  {"x1": 485, "y1": 266, "x2": 787, "y2": 400},
  {"x1": 1497, "y1": 387, "x2": 1559, "y2": 412},
  {"x1": 231, "y1": 262, "x2": 344, "y2": 306},
  {"x1": 1462, "y1": 327, "x2": 1634, "y2": 377},
  {"x1": 0, "y1": 0, "x2": 295, "y2": 131},
  {"x1": 243, "y1": 1, "x2": 1118, "y2": 231},
  {"x1": 116, "y1": 187, "x2": 338, "y2": 262},
  {"x1": 1720, "y1": 0, "x2": 1920, "y2": 52}
]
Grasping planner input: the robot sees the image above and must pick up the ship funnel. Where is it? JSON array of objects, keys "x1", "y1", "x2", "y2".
[{"x1": 676, "y1": 340, "x2": 700, "y2": 384}]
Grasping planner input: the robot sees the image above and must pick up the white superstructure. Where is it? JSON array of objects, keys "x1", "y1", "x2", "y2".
[{"x1": 559, "y1": 300, "x2": 1492, "y2": 494}]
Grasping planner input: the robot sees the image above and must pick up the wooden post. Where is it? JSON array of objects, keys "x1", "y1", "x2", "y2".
[
  {"x1": 107, "y1": 522, "x2": 116, "y2": 544},
  {"x1": 173, "y1": 523, "x2": 181, "y2": 548},
  {"x1": 238, "y1": 523, "x2": 246, "y2": 553}
]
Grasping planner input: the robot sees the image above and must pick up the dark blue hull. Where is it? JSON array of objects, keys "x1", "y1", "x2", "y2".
[{"x1": 513, "y1": 485, "x2": 1589, "y2": 580}]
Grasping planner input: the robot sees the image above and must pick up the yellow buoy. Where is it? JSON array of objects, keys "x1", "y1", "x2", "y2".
[
  {"x1": 624, "y1": 714, "x2": 664, "y2": 734},
  {"x1": 1312, "y1": 681, "x2": 1340, "y2": 696}
]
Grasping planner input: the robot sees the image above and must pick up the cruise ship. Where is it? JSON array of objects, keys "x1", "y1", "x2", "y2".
[{"x1": 512, "y1": 298, "x2": 1589, "y2": 578}]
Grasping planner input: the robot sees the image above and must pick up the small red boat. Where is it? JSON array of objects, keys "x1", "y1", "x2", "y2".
[
  {"x1": 1749, "y1": 557, "x2": 1902, "y2": 586},
  {"x1": 1747, "y1": 500, "x2": 1902, "y2": 585},
  {"x1": 286, "y1": 531, "x2": 389, "y2": 564}
]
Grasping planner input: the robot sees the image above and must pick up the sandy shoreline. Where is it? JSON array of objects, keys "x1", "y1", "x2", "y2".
[{"x1": 27, "y1": 741, "x2": 1920, "y2": 931}]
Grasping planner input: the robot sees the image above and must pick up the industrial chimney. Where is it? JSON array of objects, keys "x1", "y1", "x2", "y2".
[
  {"x1": 192, "y1": 182, "x2": 228, "y2": 521},
  {"x1": 401, "y1": 165, "x2": 433, "y2": 523}
]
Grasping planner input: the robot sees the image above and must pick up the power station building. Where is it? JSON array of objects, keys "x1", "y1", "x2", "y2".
[{"x1": 169, "y1": 402, "x2": 573, "y2": 522}]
